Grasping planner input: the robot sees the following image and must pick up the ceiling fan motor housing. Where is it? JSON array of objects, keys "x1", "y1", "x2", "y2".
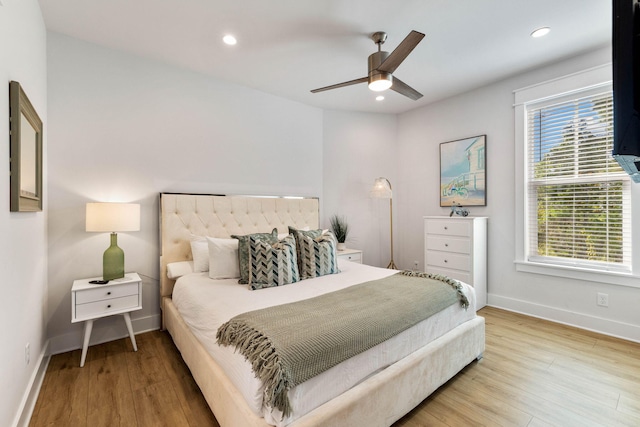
[{"x1": 368, "y1": 51, "x2": 393, "y2": 89}]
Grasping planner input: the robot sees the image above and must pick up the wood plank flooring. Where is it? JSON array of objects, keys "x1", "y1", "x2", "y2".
[{"x1": 29, "y1": 307, "x2": 640, "y2": 427}]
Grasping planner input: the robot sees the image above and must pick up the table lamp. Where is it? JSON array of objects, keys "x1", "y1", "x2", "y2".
[{"x1": 86, "y1": 202, "x2": 140, "y2": 281}]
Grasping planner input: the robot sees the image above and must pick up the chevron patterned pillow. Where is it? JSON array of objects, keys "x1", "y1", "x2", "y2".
[
  {"x1": 232, "y1": 228, "x2": 278, "y2": 284},
  {"x1": 248, "y1": 234, "x2": 300, "y2": 290},
  {"x1": 289, "y1": 227, "x2": 340, "y2": 280}
]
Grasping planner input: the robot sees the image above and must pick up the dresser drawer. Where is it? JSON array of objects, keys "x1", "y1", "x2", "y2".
[
  {"x1": 425, "y1": 236, "x2": 470, "y2": 254},
  {"x1": 75, "y1": 295, "x2": 140, "y2": 320},
  {"x1": 426, "y1": 266, "x2": 471, "y2": 285},
  {"x1": 426, "y1": 220, "x2": 470, "y2": 237},
  {"x1": 75, "y1": 282, "x2": 138, "y2": 304},
  {"x1": 426, "y1": 250, "x2": 470, "y2": 271}
]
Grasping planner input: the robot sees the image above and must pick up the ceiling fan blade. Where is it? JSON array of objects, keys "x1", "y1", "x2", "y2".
[
  {"x1": 377, "y1": 30, "x2": 425, "y2": 74},
  {"x1": 391, "y1": 77, "x2": 423, "y2": 100},
  {"x1": 311, "y1": 77, "x2": 368, "y2": 93}
]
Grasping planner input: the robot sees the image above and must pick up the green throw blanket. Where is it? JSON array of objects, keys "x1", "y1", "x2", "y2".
[{"x1": 216, "y1": 271, "x2": 469, "y2": 416}]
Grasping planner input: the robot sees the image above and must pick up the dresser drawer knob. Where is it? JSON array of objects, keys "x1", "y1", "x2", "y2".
[
  {"x1": 107, "y1": 292, "x2": 111, "y2": 295},
  {"x1": 444, "y1": 260, "x2": 448, "y2": 263},
  {"x1": 444, "y1": 226, "x2": 448, "y2": 230},
  {"x1": 107, "y1": 304, "x2": 112, "y2": 308},
  {"x1": 445, "y1": 243, "x2": 449, "y2": 247}
]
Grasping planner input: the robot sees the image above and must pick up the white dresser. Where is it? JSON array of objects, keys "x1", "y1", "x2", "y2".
[{"x1": 424, "y1": 216, "x2": 487, "y2": 310}]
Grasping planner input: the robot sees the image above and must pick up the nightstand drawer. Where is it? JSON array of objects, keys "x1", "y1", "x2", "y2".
[
  {"x1": 75, "y1": 282, "x2": 138, "y2": 304},
  {"x1": 76, "y1": 294, "x2": 139, "y2": 319},
  {"x1": 339, "y1": 252, "x2": 362, "y2": 263}
]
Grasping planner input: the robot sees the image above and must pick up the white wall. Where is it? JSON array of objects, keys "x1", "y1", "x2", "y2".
[
  {"x1": 322, "y1": 110, "x2": 397, "y2": 267},
  {"x1": 0, "y1": 1, "x2": 48, "y2": 426},
  {"x1": 397, "y1": 45, "x2": 640, "y2": 341},
  {"x1": 46, "y1": 32, "x2": 323, "y2": 353}
]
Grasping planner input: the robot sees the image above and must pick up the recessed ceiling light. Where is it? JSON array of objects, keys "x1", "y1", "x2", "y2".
[
  {"x1": 223, "y1": 35, "x2": 237, "y2": 45},
  {"x1": 376, "y1": 96, "x2": 385, "y2": 101},
  {"x1": 530, "y1": 27, "x2": 551, "y2": 38}
]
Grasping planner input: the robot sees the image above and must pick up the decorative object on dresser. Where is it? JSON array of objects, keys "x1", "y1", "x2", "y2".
[
  {"x1": 71, "y1": 272, "x2": 142, "y2": 367},
  {"x1": 424, "y1": 216, "x2": 487, "y2": 310},
  {"x1": 370, "y1": 177, "x2": 397, "y2": 269},
  {"x1": 440, "y1": 135, "x2": 486, "y2": 207},
  {"x1": 336, "y1": 248, "x2": 362, "y2": 264},
  {"x1": 9, "y1": 81, "x2": 43, "y2": 212},
  {"x1": 450, "y1": 202, "x2": 470, "y2": 217},
  {"x1": 86, "y1": 202, "x2": 141, "y2": 280},
  {"x1": 329, "y1": 214, "x2": 349, "y2": 250}
]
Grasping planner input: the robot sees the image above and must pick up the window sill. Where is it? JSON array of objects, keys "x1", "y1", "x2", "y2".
[{"x1": 514, "y1": 260, "x2": 640, "y2": 288}]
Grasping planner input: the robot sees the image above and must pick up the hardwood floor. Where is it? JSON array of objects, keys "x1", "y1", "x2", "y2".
[{"x1": 29, "y1": 307, "x2": 640, "y2": 426}]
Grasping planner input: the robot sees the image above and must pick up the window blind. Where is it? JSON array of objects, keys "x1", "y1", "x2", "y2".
[{"x1": 526, "y1": 91, "x2": 631, "y2": 271}]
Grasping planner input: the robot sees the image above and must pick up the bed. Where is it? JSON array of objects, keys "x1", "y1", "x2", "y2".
[{"x1": 159, "y1": 192, "x2": 485, "y2": 427}]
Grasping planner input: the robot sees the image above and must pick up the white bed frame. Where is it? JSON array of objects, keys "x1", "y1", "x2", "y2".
[{"x1": 159, "y1": 192, "x2": 485, "y2": 427}]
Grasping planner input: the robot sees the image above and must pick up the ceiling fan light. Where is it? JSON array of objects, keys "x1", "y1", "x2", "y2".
[
  {"x1": 368, "y1": 73, "x2": 393, "y2": 92},
  {"x1": 530, "y1": 27, "x2": 550, "y2": 38},
  {"x1": 223, "y1": 34, "x2": 237, "y2": 45}
]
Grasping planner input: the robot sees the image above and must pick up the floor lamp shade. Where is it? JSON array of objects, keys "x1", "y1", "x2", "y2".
[
  {"x1": 86, "y1": 203, "x2": 140, "y2": 281},
  {"x1": 370, "y1": 177, "x2": 393, "y2": 199},
  {"x1": 370, "y1": 178, "x2": 397, "y2": 269}
]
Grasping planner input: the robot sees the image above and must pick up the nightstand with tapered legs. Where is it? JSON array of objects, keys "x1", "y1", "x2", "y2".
[{"x1": 71, "y1": 272, "x2": 142, "y2": 367}]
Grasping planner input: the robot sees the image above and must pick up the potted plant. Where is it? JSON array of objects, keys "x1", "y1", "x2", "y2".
[{"x1": 330, "y1": 215, "x2": 349, "y2": 251}]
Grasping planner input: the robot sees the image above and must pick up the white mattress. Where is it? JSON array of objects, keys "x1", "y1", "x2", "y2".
[{"x1": 172, "y1": 261, "x2": 477, "y2": 426}]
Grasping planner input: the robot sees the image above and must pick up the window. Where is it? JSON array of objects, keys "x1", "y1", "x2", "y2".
[
  {"x1": 514, "y1": 66, "x2": 638, "y2": 285},
  {"x1": 525, "y1": 91, "x2": 631, "y2": 272}
]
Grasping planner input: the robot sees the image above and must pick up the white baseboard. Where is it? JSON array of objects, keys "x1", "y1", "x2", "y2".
[
  {"x1": 48, "y1": 313, "x2": 161, "y2": 355},
  {"x1": 13, "y1": 341, "x2": 50, "y2": 427},
  {"x1": 488, "y1": 294, "x2": 640, "y2": 343}
]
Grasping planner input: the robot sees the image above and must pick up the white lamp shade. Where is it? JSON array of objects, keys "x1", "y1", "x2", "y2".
[
  {"x1": 86, "y1": 203, "x2": 140, "y2": 232},
  {"x1": 370, "y1": 177, "x2": 392, "y2": 199}
]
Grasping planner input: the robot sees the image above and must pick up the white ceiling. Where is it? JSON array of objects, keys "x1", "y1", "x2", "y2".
[{"x1": 38, "y1": 0, "x2": 612, "y2": 114}]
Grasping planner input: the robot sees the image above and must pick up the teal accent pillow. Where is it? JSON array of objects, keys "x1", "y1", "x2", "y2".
[
  {"x1": 248, "y1": 234, "x2": 299, "y2": 290},
  {"x1": 289, "y1": 227, "x2": 339, "y2": 279},
  {"x1": 232, "y1": 228, "x2": 278, "y2": 284}
]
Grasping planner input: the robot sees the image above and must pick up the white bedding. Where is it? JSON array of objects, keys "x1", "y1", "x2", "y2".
[{"x1": 172, "y1": 260, "x2": 477, "y2": 426}]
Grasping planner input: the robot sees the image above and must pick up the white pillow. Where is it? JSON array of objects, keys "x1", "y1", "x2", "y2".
[
  {"x1": 190, "y1": 235, "x2": 209, "y2": 272},
  {"x1": 166, "y1": 261, "x2": 194, "y2": 279},
  {"x1": 207, "y1": 237, "x2": 240, "y2": 279}
]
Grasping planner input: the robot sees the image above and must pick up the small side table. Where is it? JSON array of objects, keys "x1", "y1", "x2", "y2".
[
  {"x1": 71, "y1": 272, "x2": 142, "y2": 367},
  {"x1": 337, "y1": 248, "x2": 363, "y2": 264}
]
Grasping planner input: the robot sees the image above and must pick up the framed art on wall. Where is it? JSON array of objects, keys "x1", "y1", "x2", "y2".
[
  {"x1": 440, "y1": 135, "x2": 486, "y2": 207},
  {"x1": 9, "y1": 81, "x2": 43, "y2": 212}
]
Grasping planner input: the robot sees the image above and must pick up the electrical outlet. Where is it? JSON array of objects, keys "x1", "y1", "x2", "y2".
[
  {"x1": 25, "y1": 343, "x2": 30, "y2": 365},
  {"x1": 413, "y1": 261, "x2": 419, "y2": 270},
  {"x1": 597, "y1": 292, "x2": 609, "y2": 307}
]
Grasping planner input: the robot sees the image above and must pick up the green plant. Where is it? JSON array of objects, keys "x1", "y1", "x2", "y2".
[{"x1": 330, "y1": 215, "x2": 349, "y2": 243}]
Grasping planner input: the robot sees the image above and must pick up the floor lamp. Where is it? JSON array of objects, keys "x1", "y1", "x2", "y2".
[{"x1": 371, "y1": 177, "x2": 397, "y2": 269}]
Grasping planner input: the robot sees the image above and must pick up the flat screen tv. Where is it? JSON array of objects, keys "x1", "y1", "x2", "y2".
[{"x1": 612, "y1": 0, "x2": 640, "y2": 182}]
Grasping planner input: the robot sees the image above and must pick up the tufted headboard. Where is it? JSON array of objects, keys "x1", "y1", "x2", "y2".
[{"x1": 159, "y1": 193, "x2": 319, "y2": 304}]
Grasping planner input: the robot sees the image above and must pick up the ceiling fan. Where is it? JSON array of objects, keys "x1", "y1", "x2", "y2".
[{"x1": 311, "y1": 30, "x2": 425, "y2": 100}]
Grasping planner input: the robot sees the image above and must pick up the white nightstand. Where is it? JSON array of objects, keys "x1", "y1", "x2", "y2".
[
  {"x1": 71, "y1": 272, "x2": 142, "y2": 367},
  {"x1": 337, "y1": 248, "x2": 363, "y2": 264}
]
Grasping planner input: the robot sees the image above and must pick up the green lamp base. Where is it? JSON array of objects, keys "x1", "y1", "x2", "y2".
[{"x1": 103, "y1": 232, "x2": 125, "y2": 280}]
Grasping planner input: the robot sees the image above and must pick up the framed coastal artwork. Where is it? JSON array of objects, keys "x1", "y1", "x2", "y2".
[{"x1": 440, "y1": 135, "x2": 486, "y2": 207}]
